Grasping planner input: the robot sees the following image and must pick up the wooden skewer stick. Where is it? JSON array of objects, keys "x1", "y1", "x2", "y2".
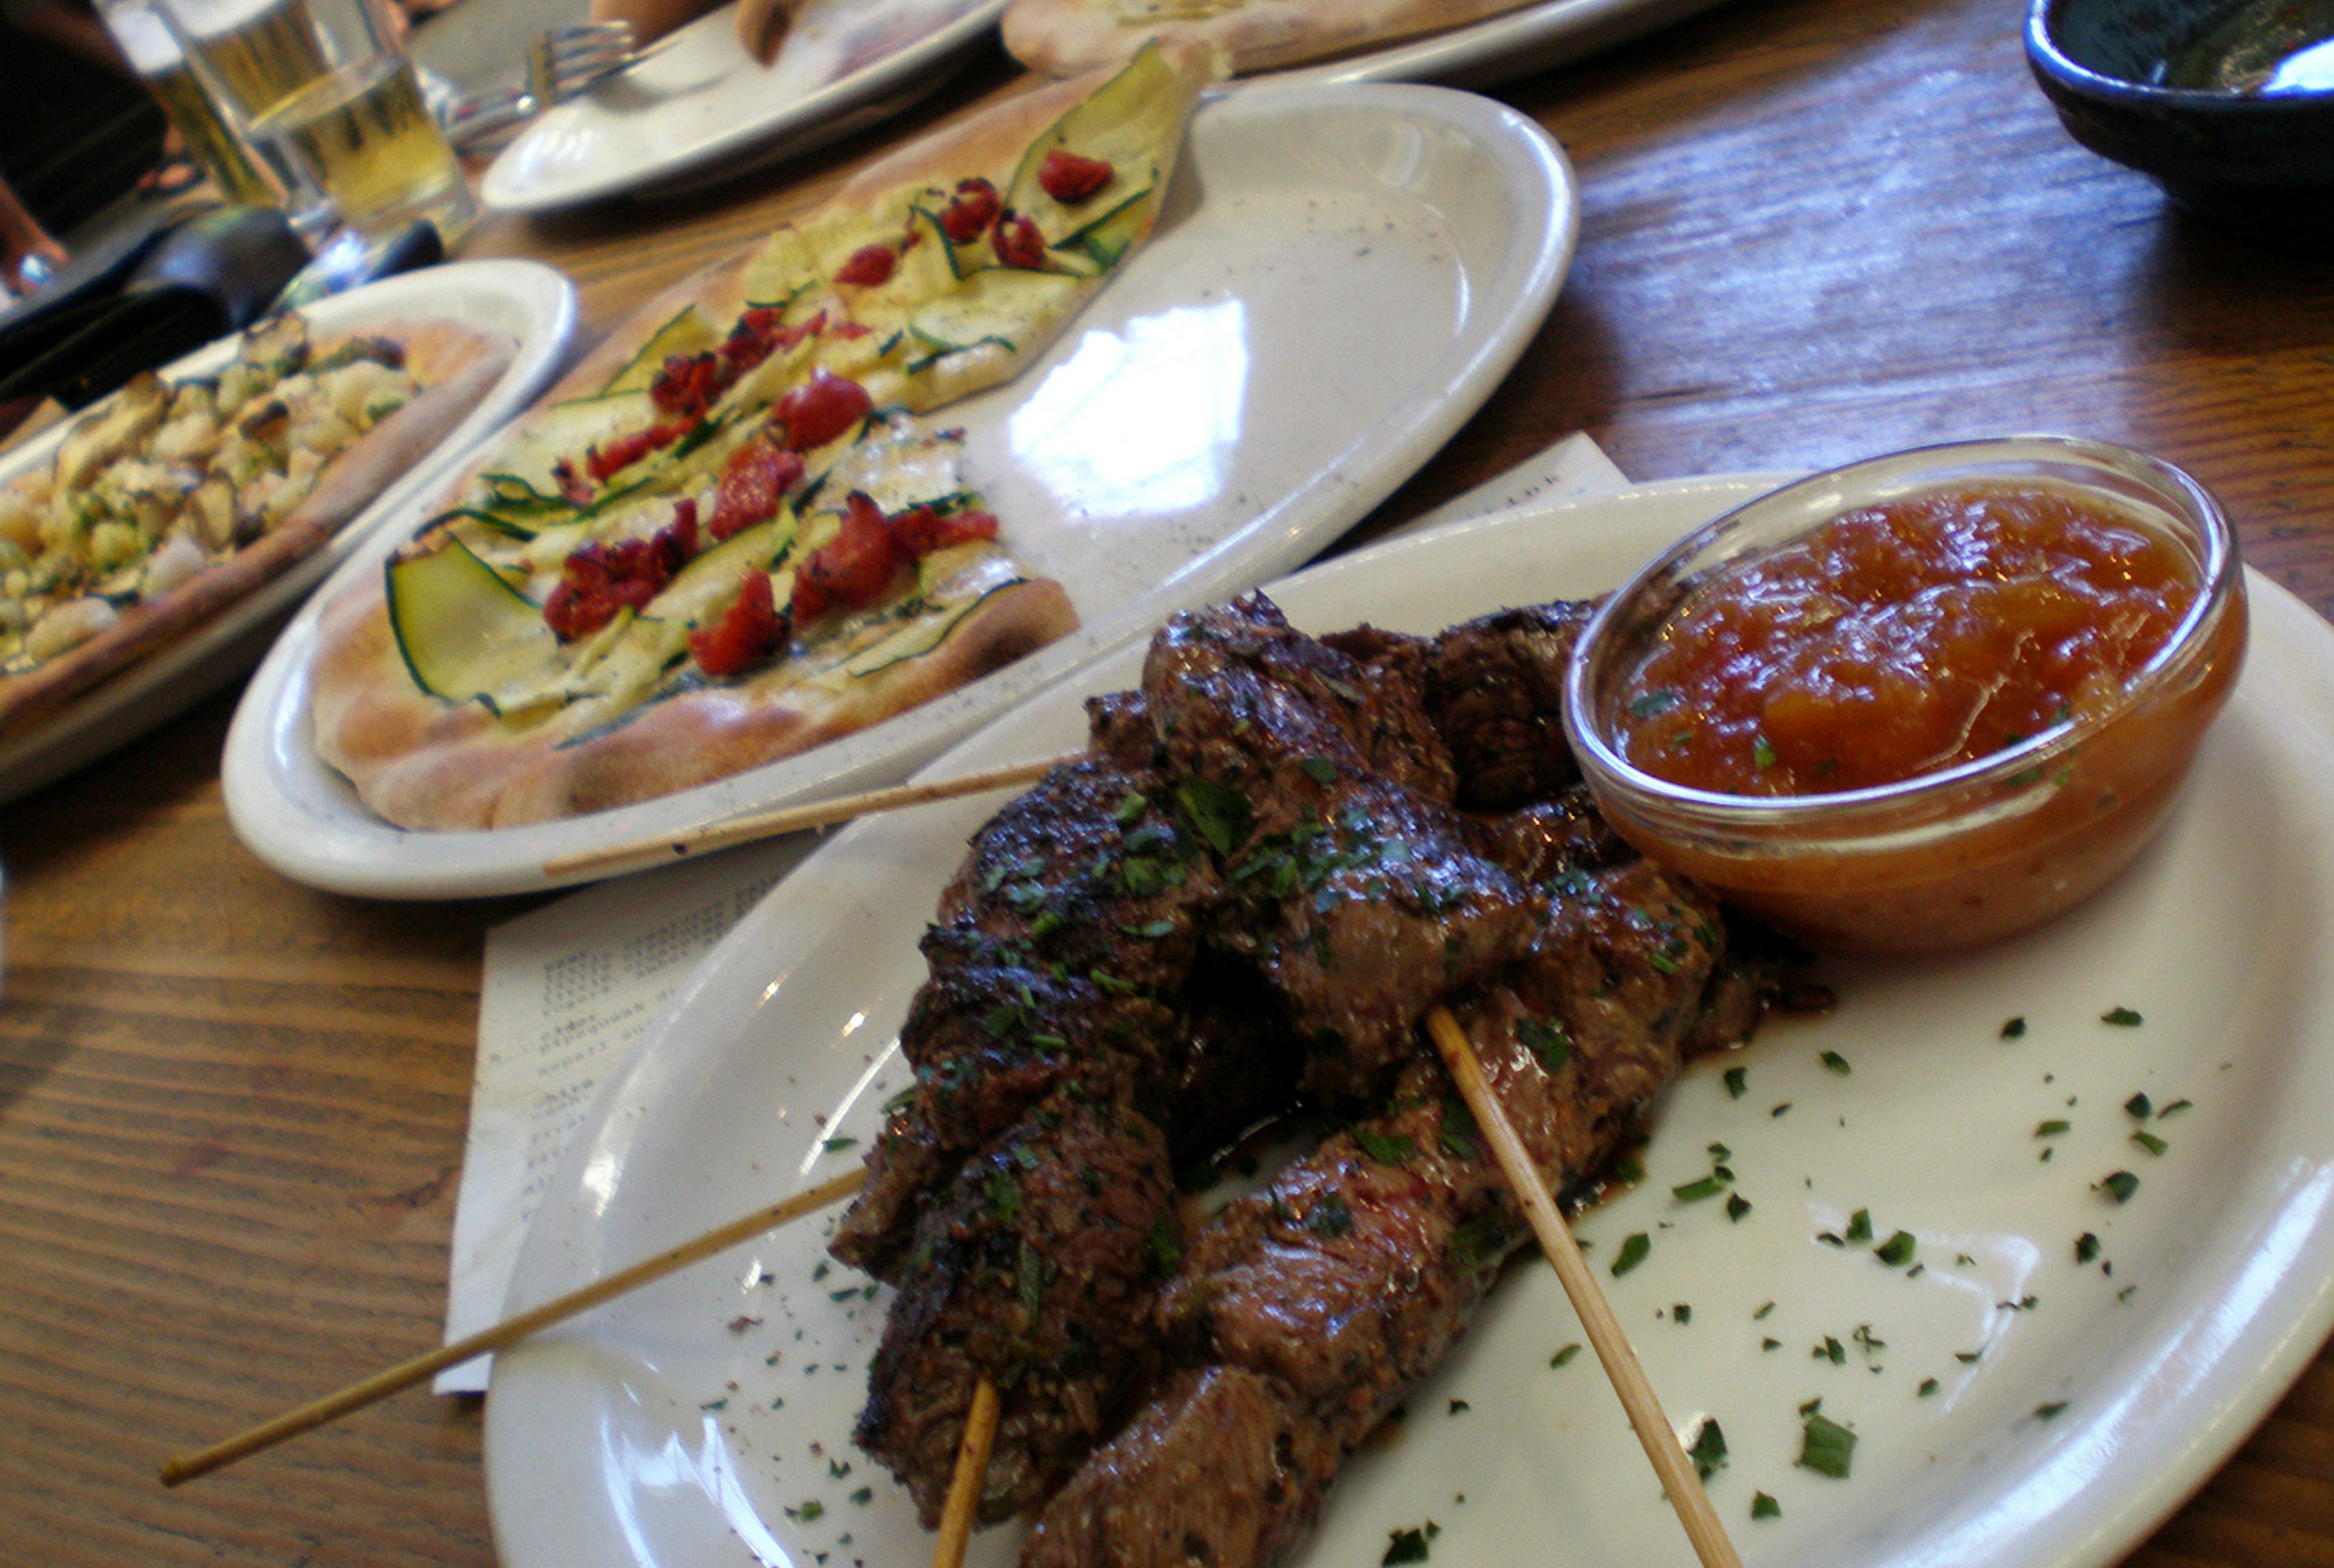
[
  {"x1": 1423, "y1": 1006, "x2": 1744, "y2": 1568},
  {"x1": 929, "y1": 1377, "x2": 1003, "y2": 1568},
  {"x1": 158, "y1": 1168, "x2": 867, "y2": 1487},
  {"x1": 542, "y1": 751, "x2": 1086, "y2": 881}
]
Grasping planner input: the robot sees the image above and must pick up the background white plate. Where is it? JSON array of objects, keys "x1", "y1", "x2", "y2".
[
  {"x1": 224, "y1": 82, "x2": 1577, "y2": 898},
  {"x1": 1290, "y1": 0, "x2": 1739, "y2": 90},
  {"x1": 0, "y1": 260, "x2": 575, "y2": 809},
  {"x1": 484, "y1": 477, "x2": 2334, "y2": 1568},
  {"x1": 481, "y1": 0, "x2": 1007, "y2": 214}
]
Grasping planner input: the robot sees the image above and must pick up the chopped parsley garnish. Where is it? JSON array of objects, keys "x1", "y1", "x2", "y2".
[
  {"x1": 2075, "y1": 1232, "x2": 2101, "y2": 1263},
  {"x1": 1874, "y1": 1231, "x2": 1916, "y2": 1267},
  {"x1": 1688, "y1": 1417, "x2": 1728, "y2": 1480},
  {"x1": 1754, "y1": 1301, "x2": 1777, "y2": 1321},
  {"x1": 1354, "y1": 1129, "x2": 1416, "y2": 1165},
  {"x1": 1306, "y1": 1194, "x2": 1355, "y2": 1237},
  {"x1": 1845, "y1": 1209, "x2": 1873, "y2": 1244},
  {"x1": 1672, "y1": 1174, "x2": 1729, "y2": 1203},
  {"x1": 1382, "y1": 1522, "x2": 1440, "y2": 1565},
  {"x1": 1752, "y1": 734, "x2": 1778, "y2": 772},
  {"x1": 1726, "y1": 1192, "x2": 1753, "y2": 1222},
  {"x1": 1447, "y1": 1398, "x2": 1470, "y2": 1415},
  {"x1": 820, "y1": 1135, "x2": 858, "y2": 1153},
  {"x1": 1611, "y1": 1233, "x2": 1651, "y2": 1276},
  {"x1": 2132, "y1": 1130, "x2": 2168, "y2": 1156},
  {"x1": 2125, "y1": 1093, "x2": 2153, "y2": 1119},
  {"x1": 1724, "y1": 1066, "x2": 1749, "y2": 1098},
  {"x1": 2035, "y1": 1119, "x2": 2072, "y2": 1137},
  {"x1": 1796, "y1": 1410, "x2": 1857, "y2": 1477},
  {"x1": 1517, "y1": 1015, "x2": 1572, "y2": 1072},
  {"x1": 1751, "y1": 1492, "x2": 1781, "y2": 1520},
  {"x1": 1450, "y1": 1213, "x2": 1509, "y2": 1270},
  {"x1": 1176, "y1": 778, "x2": 1251, "y2": 856},
  {"x1": 1673, "y1": 1304, "x2": 1692, "y2": 1325},
  {"x1": 2000, "y1": 1016, "x2": 2028, "y2": 1039},
  {"x1": 1918, "y1": 1378, "x2": 1940, "y2": 1397},
  {"x1": 1816, "y1": 1336, "x2": 1845, "y2": 1364},
  {"x1": 2035, "y1": 1401, "x2": 2068, "y2": 1420},
  {"x1": 1820, "y1": 1050, "x2": 1852, "y2": 1075},
  {"x1": 2158, "y1": 1097, "x2": 2192, "y2": 1116},
  {"x1": 2099, "y1": 1170, "x2": 2141, "y2": 1203},
  {"x1": 1550, "y1": 1343, "x2": 1582, "y2": 1367},
  {"x1": 2101, "y1": 1006, "x2": 2144, "y2": 1026},
  {"x1": 849, "y1": 1487, "x2": 873, "y2": 1506},
  {"x1": 1628, "y1": 688, "x2": 1682, "y2": 719}
]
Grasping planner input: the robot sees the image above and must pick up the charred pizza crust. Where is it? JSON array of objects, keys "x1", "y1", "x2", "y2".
[
  {"x1": 307, "y1": 43, "x2": 1218, "y2": 831},
  {"x1": 0, "y1": 317, "x2": 516, "y2": 738},
  {"x1": 1003, "y1": 0, "x2": 1520, "y2": 75}
]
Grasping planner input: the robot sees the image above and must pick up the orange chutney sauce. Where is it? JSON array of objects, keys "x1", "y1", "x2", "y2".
[{"x1": 1613, "y1": 484, "x2": 2201, "y2": 796}]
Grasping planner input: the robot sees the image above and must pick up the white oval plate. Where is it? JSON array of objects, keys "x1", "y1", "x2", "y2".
[
  {"x1": 481, "y1": 0, "x2": 1008, "y2": 215},
  {"x1": 0, "y1": 260, "x2": 575, "y2": 808},
  {"x1": 224, "y1": 82, "x2": 1577, "y2": 898},
  {"x1": 1288, "y1": 0, "x2": 1738, "y2": 91},
  {"x1": 484, "y1": 475, "x2": 2334, "y2": 1568}
]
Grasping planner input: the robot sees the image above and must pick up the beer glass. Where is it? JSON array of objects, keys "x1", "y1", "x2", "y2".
[
  {"x1": 154, "y1": 0, "x2": 477, "y2": 246},
  {"x1": 95, "y1": 0, "x2": 283, "y2": 208}
]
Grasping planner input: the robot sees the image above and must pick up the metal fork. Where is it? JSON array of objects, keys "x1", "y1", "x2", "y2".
[{"x1": 441, "y1": 22, "x2": 641, "y2": 152}]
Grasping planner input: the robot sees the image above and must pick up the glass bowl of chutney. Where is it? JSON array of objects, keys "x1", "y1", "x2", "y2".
[{"x1": 1563, "y1": 436, "x2": 2249, "y2": 954}]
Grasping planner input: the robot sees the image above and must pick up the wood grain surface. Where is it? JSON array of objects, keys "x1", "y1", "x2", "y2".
[{"x1": 4, "y1": 0, "x2": 2331, "y2": 1560}]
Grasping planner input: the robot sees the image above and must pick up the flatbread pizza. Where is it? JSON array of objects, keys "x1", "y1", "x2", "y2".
[
  {"x1": 0, "y1": 314, "x2": 518, "y2": 740},
  {"x1": 1003, "y1": 0, "x2": 1520, "y2": 75},
  {"x1": 308, "y1": 39, "x2": 1224, "y2": 831}
]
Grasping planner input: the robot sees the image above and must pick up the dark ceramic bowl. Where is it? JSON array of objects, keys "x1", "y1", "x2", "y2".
[{"x1": 2026, "y1": 0, "x2": 2334, "y2": 238}]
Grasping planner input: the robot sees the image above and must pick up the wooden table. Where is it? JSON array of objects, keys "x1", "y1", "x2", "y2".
[{"x1": 5, "y1": 0, "x2": 2331, "y2": 1559}]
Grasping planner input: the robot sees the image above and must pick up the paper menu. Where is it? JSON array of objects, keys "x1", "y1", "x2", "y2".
[
  {"x1": 436, "y1": 839, "x2": 816, "y2": 1391},
  {"x1": 438, "y1": 433, "x2": 1633, "y2": 1392}
]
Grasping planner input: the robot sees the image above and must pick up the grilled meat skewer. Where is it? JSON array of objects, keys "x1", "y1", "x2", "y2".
[{"x1": 839, "y1": 590, "x2": 1791, "y2": 1545}]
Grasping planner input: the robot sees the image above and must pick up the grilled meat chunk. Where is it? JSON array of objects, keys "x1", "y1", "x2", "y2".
[
  {"x1": 1329, "y1": 600, "x2": 1597, "y2": 810},
  {"x1": 1143, "y1": 594, "x2": 1456, "y2": 815},
  {"x1": 831, "y1": 966, "x2": 1180, "y2": 1281},
  {"x1": 833, "y1": 756, "x2": 1220, "y2": 1279},
  {"x1": 1017, "y1": 1366, "x2": 1341, "y2": 1568},
  {"x1": 1143, "y1": 596, "x2": 1540, "y2": 1098},
  {"x1": 858, "y1": 1084, "x2": 1177, "y2": 1524},
  {"x1": 1215, "y1": 777, "x2": 1541, "y2": 1100}
]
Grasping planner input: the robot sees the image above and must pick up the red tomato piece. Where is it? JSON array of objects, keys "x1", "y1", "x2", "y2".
[
  {"x1": 656, "y1": 497, "x2": 700, "y2": 567},
  {"x1": 649, "y1": 351, "x2": 721, "y2": 415},
  {"x1": 992, "y1": 213, "x2": 1047, "y2": 270},
  {"x1": 689, "y1": 568, "x2": 790, "y2": 676},
  {"x1": 938, "y1": 178, "x2": 1001, "y2": 244},
  {"x1": 585, "y1": 420, "x2": 690, "y2": 484},
  {"x1": 835, "y1": 244, "x2": 897, "y2": 286},
  {"x1": 773, "y1": 369, "x2": 873, "y2": 451},
  {"x1": 709, "y1": 437, "x2": 807, "y2": 541},
  {"x1": 889, "y1": 504, "x2": 999, "y2": 557},
  {"x1": 791, "y1": 491, "x2": 905, "y2": 622},
  {"x1": 1037, "y1": 149, "x2": 1114, "y2": 204},
  {"x1": 720, "y1": 307, "x2": 825, "y2": 382}
]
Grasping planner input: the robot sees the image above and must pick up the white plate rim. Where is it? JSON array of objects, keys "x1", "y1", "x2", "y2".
[
  {"x1": 480, "y1": 0, "x2": 1010, "y2": 215},
  {"x1": 480, "y1": 473, "x2": 2334, "y2": 1568},
  {"x1": 223, "y1": 81, "x2": 1579, "y2": 899},
  {"x1": 1284, "y1": 0, "x2": 1738, "y2": 88},
  {"x1": 0, "y1": 259, "x2": 576, "y2": 808}
]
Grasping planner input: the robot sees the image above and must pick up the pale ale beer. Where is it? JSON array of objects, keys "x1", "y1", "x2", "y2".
[
  {"x1": 253, "y1": 55, "x2": 471, "y2": 239},
  {"x1": 95, "y1": 0, "x2": 280, "y2": 205}
]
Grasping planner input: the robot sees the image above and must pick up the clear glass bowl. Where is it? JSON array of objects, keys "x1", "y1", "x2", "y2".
[{"x1": 1562, "y1": 436, "x2": 2250, "y2": 954}]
